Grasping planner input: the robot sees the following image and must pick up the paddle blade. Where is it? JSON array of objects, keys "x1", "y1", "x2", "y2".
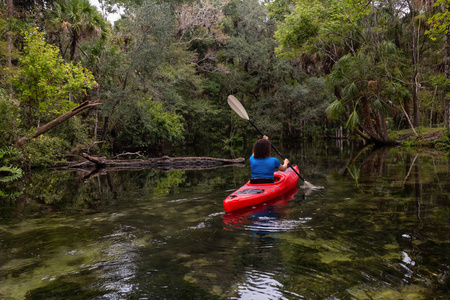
[
  {"x1": 228, "y1": 95, "x2": 249, "y2": 120},
  {"x1": 303, "y1": 180, "x2": 315, "y2": 189}
]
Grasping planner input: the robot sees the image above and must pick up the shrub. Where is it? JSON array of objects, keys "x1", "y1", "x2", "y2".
[
  {"x1": 0, "y1": 90, "x2": 20, "y2": 148},
  {"x1": 23, "y1": 135, "x2": 71, "y2": 168}
]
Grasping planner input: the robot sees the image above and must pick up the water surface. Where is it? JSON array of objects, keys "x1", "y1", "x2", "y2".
[{"x1": 0, "y1": 141, "x2": 449, "y2": 299}]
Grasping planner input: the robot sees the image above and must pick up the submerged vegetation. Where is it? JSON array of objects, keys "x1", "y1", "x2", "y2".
[{"x1": 0, "y1": 142, "x2": 448, "y2": 299}]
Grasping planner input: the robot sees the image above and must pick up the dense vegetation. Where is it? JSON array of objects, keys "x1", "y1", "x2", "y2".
[{"x1": 1, "y1": 0, "x2": 449, "y2": 172}]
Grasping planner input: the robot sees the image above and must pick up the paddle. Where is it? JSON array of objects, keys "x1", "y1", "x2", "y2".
[{"x1": 227, "y1": 95, "x2": 314, "y2": 188}]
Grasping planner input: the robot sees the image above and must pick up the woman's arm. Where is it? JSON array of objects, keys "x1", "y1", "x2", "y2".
[{"x1": 277, "y1": 158, "x2": 289, "y2": 171}]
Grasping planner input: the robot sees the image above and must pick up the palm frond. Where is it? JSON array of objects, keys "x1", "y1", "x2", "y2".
[
  {"x1": 325, "y1": 99, "x2": 345, "y2": 120},
  {"x1": 346, "y1": 109, "x2": 360, "y2": 129},
  {"x1": 0, "y1": 166, "x2": 23, "y2": 183},
  {"x1": 373, "y1": 98, "x2": 390, "y2": 115},
  {"x1": 342, "y1": 82, "x2": 358, "y2": 99}
]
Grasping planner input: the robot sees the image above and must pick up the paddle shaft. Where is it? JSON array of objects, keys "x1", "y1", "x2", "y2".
[{"x1": 248, "y1": 119, "x2": 306, "y2": 182}]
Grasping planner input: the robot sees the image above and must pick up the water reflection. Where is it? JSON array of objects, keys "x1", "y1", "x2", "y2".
[
  {"x1": 0, "y1": 142, "x2": 449, "y2": 299},
  {"x1": 223, "y1": 186, "x2": 299, "y2": 232},
  {"x1": 233, "y1": 269, "x2": 296, "y2": 300}
]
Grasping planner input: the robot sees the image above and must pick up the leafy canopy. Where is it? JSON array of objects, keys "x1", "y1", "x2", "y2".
[
  {"x1": 425, "y1": 0, "x2": 450, "y2": 40},
  {"x1": 8, "y1": 28, "x2": 98, "y2": 124},
  {"x1": 273, "y1": 0, "x2": 368, "y2": 57}
]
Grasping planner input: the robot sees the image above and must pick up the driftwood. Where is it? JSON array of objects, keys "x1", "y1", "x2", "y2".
[{"x1": 58, "y1": 153, "x2": 246, "y2": 171}]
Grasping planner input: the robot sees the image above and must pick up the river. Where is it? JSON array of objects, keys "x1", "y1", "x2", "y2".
[{"x1": 0, "y1": 141, "x2": 449, "y2": 299}]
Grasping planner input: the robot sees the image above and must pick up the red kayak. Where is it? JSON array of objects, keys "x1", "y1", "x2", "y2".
[
  {"x1": 223, "y1": 165, "x2": 300, "y2": 212},
  {"x1": 223, "y1": 185, "x2": 299, "y2": 230}
]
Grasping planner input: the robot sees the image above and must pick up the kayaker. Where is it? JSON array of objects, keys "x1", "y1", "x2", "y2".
[{"x1": 250, "y1": 135, "x2": 289, "y2": 184}]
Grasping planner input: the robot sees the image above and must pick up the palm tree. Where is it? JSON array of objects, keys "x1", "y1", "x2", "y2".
[
  {"x1": 325, "y1": 41, "x2": 410, "y2": 145},
  {"x1": 47, "y1": 0, "x2": 109, "y2": 61}
]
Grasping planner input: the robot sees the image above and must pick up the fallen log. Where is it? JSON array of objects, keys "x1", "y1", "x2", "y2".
[{"x1": 57, "y1": 154, "x2": 246, "y2": 170}]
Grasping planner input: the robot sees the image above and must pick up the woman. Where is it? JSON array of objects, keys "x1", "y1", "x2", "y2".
[{"x1": 249, "y1": 135, "x2": 289, "y2": 183}]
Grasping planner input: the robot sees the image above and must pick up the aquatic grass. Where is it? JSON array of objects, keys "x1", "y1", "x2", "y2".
[{"x1": 0, "y1": 212, "x2": 144, "y2": 300}]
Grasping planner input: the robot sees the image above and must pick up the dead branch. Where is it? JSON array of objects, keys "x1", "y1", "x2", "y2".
[{"x1": 14, "y1": 100, "x2": 102, "y2": 148}]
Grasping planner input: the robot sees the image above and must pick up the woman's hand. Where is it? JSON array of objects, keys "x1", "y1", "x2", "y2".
[
  {"x1": 278, "y1": 158, "x2": 290, "y2": 171},
  {"x1": 263, "y1": 135, "x2": 269, "y2": 140}
]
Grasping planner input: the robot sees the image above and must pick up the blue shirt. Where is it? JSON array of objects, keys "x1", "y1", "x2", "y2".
[{"x1": 249, "y1": 156, "x2": 281, "y2": 179}]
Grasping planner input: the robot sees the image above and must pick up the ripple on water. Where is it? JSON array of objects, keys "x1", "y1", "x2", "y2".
[
  {"x1": 231, "y1": 269, "x2": 304, "y2": 300},
  {"x1": 222, "y1": 187, "x2": 302, "y2": 233},
  {"x1": 222, "y1": 201, "x2": 313, "y2": 233}
]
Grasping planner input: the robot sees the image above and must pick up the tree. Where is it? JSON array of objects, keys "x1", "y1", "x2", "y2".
[
  {"x1": 77, "y1": 0, "x2": 200, "y2": 151},
  {"x1": 175, "y1": 0, "x2": 229, "y2": 44},
  {"x1": 426, "y1": 0, "x2": 450, "y2": 133},
  {"x1": 47, "y1": 0, "x2": 109, "y2": 61},
  {"x1": 7, "y1": 28, "x2": 98, "y2": 127},
  {"x1": 6, "y1": 0, "x2": 13, "y2": 70},
  {"x1": 326, "y1": 42, "x2": 410, "y2": 144},
  {"x1": 272, "y1": 0, "x2": 443, "y2": 143}
]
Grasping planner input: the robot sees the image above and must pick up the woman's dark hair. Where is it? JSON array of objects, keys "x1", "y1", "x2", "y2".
[{"x1": 253, "y1": 139, "x2": 271, "y2": 158}]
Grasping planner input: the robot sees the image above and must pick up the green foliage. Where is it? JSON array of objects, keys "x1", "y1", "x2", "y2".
[
  {"x1": 325, "y1": 39, "x2": 410, "y2": 140},
  {"x1": 154, "y1": 170, "x2": 186, "y2": 195},
  {"x1": 342, "y1": 82, "x2": 359, "y2": 99},
  {"x1": 425, "y1": 0, "x2": 450, "y2": 40},
  {"x1": 46, "y1": 0, "x2": 109, "y2": 61},
  {"x1": 325, "y1": 99, "x2": 345, "y2": 120},
  {"x1": 0, "y1": 90, "x2": 20, "y2": 148},
  {"x1": 2, "y1": 0, "x2": 449, "y2": 154},
  {"x1": 50, "y1": 117, "x2": 91, "y2": 147},
  {"x1": 273, "y1": 0, "x2": 366, "y2": 57},
  {"x1": 110, "y1": 98, "x2": 184, "y2": 151},
  {"x1": 401, "y1": 138, "x2": 416, "y2": 149},
  {"x1": 346, "y1": 164, "x2": 360, "y2": 189},
  {"x1": 222, "y1": 131, "x2": 244, "y2": 158},
  {"x1": 346, "y1": 110, "x2": 360, "y2": 129},
  {"x1": 274, "y1": 2, "x2": 321, "y2": 56},
  {"x1": 176, "y1": 96, "x2": 224, "y2": 148},
  {"x1": 433, "y1": 135, "x2": 450, "y2": 151},
  {"x1": 23, "y1": 135, "x2": 71, "y2": 168},
  {"x1": 0, "y1": 146, "x2": 24, "y2": 198},
  {"x1": 0, "y1": 166, "x2": 23, "y2": 183},
  {"x1": 267, "y1": 0, "x2": 295, "y2": 22},
  {"x1": 372, "y1": 98, "x2": 390, "y2": 115},
  {"x1": 0, "y1": 146, "x2": 22, "y2": 166},
  {"x1": 7, "y1": 28, "x2": 98, "y2": 126}
]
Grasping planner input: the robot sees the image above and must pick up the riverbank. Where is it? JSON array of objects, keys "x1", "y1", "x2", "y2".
[{"x1": 390, "y1": 127, "x2": 449, "y2": 149}]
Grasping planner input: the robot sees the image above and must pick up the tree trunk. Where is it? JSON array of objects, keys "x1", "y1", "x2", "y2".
[
  {"x1": 404, "y1": 98, "x2": 412, "y2": 128},
  {"x1": 15, "y1": 100, "x2": 102, "y2": 148},
  {"x1": 359, "y1": 97, "x2": 396, "y2": 145},
  {"x1": 446, "y1": 31, "x2": 450, "y2": 135},
  {"x1": 69, "y1": 33, "x2": 78, "y2": 61},
  {"x1": 6, "y1": 0, "x2": 13, "y2": 94},
  {"x1": 374, "y1": 111, "x2": 390, "y2": 142},
  {"x1": 360, "y1": 97, "x2": 383, "y2": 143},
  {"x1": 6, "y1": 0, "x2": 13, "y2": 69},
  {"x1": 413, "y1": 69, "x2": 420, "y2": 127},
  {"x1": 410, "y1": 2, "x2": 421, "y2": 128}
]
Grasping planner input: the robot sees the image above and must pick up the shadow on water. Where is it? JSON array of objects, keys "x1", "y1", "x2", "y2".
[{"x1": 0, "y1": 140, "x2": 449, "y2": 299}]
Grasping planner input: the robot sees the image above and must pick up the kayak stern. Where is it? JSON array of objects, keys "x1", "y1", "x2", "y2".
[{"x1": 223, "y1": 165, "x2": 299, "y2": 212}]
